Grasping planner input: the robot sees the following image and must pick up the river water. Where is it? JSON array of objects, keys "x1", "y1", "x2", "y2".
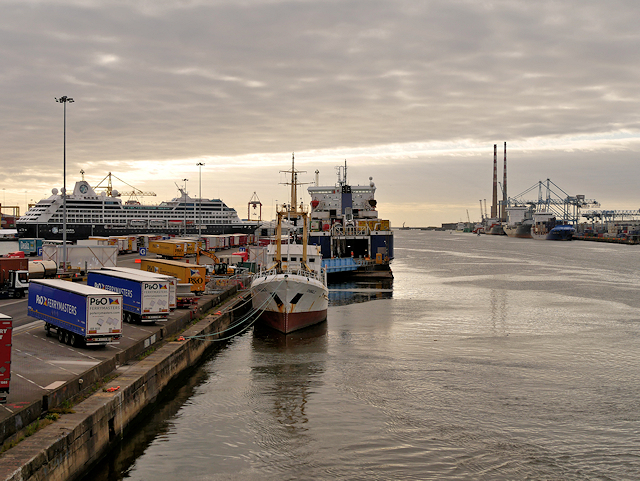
[{"x1": 84, "y1": 231, "x2": 640, "y2": 480}]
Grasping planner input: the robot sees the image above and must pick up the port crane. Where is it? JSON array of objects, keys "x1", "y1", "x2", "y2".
[
  {"x1": 507, "y1": 179, "x2": 598, "y2": 224},
  {"x1": 248, "y1": 192, "x2": 262, "y2": 221},
  {"x1": 93, "y1": 172, "x2": 156, "y2": 202},
  {"x1": 581, "y1": 209, "x2": 640, "y2": 222}
]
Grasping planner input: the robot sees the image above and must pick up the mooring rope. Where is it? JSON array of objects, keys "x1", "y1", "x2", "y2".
[{"x1": 183, "y1": 276, "x2": 285, "y2": 342}]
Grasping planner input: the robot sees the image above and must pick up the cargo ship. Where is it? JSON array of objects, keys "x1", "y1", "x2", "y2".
[
  {"x1": 17, "y1": 177, "x2": 256, "y2": 241},
  {"x1": 251, "y1": 156, "x2": 328, "y2": 333},
  {"x1": 307, "y1": 162, "x2": 393, "y2": 276},
  {"x1": 531, "y1": 212, "x2": 575, "y2": 240},
  {"x1": 503, "y1": 206, "x2": 533, "y2": 239}
]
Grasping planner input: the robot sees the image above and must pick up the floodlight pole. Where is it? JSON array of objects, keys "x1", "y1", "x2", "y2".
[
  {"x1": 182, "y1": 179, "x2": 188, "y2": 236},
  {"x1": 55, "y1": 96, "x2": 74, "y2": 273},
  {"x1": 197, "y1": 163, "x2": 204, "y2": 239}
]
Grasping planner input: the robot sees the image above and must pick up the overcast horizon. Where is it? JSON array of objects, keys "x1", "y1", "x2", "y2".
[{"x1": 3, "y1": 0, "x2": 640, "y2": 227}]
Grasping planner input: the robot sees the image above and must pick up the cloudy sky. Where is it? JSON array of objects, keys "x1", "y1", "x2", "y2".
[{"x1": 3, "y1": 0, "x2": 640, "y2": 227}]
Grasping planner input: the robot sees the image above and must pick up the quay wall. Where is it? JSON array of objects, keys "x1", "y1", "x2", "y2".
[
  {"x1": 0, "y1": 286, "x2": 238, "y2": 446},
  {"x1": 0, "y1": 287, "x2": 251, "y2": 481}
]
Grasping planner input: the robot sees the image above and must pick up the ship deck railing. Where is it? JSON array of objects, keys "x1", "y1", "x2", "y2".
[{"x1": 255, "y1": 266, "x2": 326, "y2": 285}]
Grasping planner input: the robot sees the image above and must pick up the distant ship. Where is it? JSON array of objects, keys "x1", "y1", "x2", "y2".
[
  {"x1": 503, "y1": 206, "x2": 533, "y2": 239},
  {"x1": 531, "y1": 212, "x2": 574, "y2": 240},
  {"x1": 484, "y1": 218, "x2": 506, "y2": 235},
  {"x1": 17, "y1": 176, "x2": 256, "y2": 241}
]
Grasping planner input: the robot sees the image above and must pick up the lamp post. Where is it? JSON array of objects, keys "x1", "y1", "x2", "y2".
[
  {"x1": 55, "y1": 96, "x2": 74, "y2": 272},
  {"x1": 182, "y1": 179, "x2": 188, "y2": 236},
  {"x1": 196, "y1": 163, "x2": 204, "y2": 239}
]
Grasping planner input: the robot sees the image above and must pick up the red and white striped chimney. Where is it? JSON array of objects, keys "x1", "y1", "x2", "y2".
[
  {"x1": 502, "y1": 142, "x2": 507, "y2": 221},
  {"x1": 491, "y1": 144, "x2": 498, "y2": 218}
]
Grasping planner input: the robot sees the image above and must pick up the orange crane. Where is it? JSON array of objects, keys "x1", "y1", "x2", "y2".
[{"x1": 196, "y1": 249, "x2": 231, "y2": 275}]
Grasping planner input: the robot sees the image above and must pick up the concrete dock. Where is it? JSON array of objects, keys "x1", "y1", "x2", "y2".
[{"x1": 0, "y1": 250, "x2": 254, "y2": 480}]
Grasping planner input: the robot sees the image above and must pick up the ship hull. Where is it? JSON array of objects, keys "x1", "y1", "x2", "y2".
[
  {"x1": 547, "y1": 226, "x2": 575, "y2": 241},
  {"x1": 532, "y1": 222, "x2": 574, "y2": 241},
  {"x1": 17, "y1": 222, "x2": 256, "y2": 241},
  {"x1": 503, "y1": 224, "x2": 532, "y2": 239},
  {"x1": 485, "y1": 224, "x2": 506, "y2": 235},
  {"x1": 251, "y1": 273, "x2": 328, "y2": 334}
]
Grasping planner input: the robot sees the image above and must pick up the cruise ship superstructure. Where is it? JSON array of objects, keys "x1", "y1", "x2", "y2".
[{"x1": 17, "y1": 178, "x2": 256, "y2": 241}]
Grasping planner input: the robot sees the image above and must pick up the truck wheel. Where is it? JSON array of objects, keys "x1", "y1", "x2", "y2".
[
  {"x1": 45, "y1": 324, "x2": 51, "y2": 337},
  {"x1": 70, "y1": 334, "x2": 77, "y2": 347},
  {"x1": 58, "y1": 329, "x2": 65, "y2": 343},
  {"x1": 64, "y1": 331, "x2": 70, "y2": 345},
  {"x1": 13, "y1": 291, "x2": 20, "y2": 299}
]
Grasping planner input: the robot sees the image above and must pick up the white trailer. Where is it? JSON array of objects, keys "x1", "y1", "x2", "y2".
[{"x1": 42, "y1": 245, "x2": 118, "y2": 272}]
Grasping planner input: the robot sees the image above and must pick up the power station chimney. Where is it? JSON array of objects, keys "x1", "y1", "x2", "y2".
[
  {"x1": 502, "y1": 142, "x2": 507, "y2": 221},
  {"x1": 491, "y1": 144, "x2": 497, "y2": 218}
]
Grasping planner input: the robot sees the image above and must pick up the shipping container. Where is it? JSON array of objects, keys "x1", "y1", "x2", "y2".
[
  {"x1": 137, "y1": 234, "x2": 163, "y2": 249},
  {"x1": 87, "y1": 236, "x2": 111, "y2": 246},
  {"x1": 148, "y1": 240, "x2": 185, "y2": 258},
  {"x1": 0, "y1": 257, "x2": 29, "y2": 299},
  {"x1": 28, "y1": 279, "x2": 123, "y2": 346},
  {"x1": 140, "y1": 258, "x2": 207, "y2": 293},
  {"x1": 42, "y1": 245, "x2": 118, "y2": 272},
  {"x1": 87, "y1": 270, "x2": 171, "y2": 323}
]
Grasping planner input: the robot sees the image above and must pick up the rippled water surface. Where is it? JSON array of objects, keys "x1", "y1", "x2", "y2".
[{"x1": 85, "y1": 231, "x2": 640, "y2": 480}]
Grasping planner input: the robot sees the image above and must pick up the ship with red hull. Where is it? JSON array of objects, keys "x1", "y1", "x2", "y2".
[
  {"x1": 251, "y1": 253, "x2": 328, "y2": 333},
  {"x1": 250, "y1": 155, "x2": 329, "y2": 334}
]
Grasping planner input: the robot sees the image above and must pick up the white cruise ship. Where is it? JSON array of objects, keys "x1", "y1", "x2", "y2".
[{"x1": 17, "y1": 178, "x2": 256, "y2": 241}]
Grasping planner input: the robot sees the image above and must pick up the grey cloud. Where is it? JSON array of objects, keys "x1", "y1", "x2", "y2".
[{"x1": 2, "y1": 0, "x2": 640, "y2": 224}]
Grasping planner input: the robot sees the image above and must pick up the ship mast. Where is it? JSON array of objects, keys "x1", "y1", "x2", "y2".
[{"x1": 276, "y1": 153, "x2": 310, "y2": 270}]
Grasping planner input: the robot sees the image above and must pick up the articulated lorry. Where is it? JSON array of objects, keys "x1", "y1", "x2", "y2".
[
  {"x1": 0, "y1": 257, "x2": 29, "y2": 299},
  {"x1": 140, "y1": 258, "x2": 207, "y2": 293},
  {"x1": 101, "y1": 267, "x2": 178, "y2": 310},
  {"x1": 87, "y1": 270, "x2": 171, "y2": 323},
  {"x1": 28, "y1": 279, "x2": 123, "y2": 347},
  {"x1": 0, "y1": 314, "x2": 12, "y2": 404}
]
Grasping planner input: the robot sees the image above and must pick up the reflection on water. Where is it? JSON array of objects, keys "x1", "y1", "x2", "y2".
[
  {"x1": 328, "y1": 279, "x2": 393, "y2": 306},
  {"x1": 251, "y1": 323, "x2": 327, "y2": 438},
  {"x1": 79, "y1": 232, "x2": 640, "y2": 480},
  {"x1": 81, "y1": 359, "x2": 214, "y2": 481}
]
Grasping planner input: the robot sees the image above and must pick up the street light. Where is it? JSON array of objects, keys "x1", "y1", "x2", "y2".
[
  {"x1": 182, "y1": 179, "x2": 188, "y2": 236},
  {"x1": 55, "y1": 95, "x2": 74, "y2": 272},
  {"x1": 196, "y1": 163, "x2": 204, "y2": 238}
]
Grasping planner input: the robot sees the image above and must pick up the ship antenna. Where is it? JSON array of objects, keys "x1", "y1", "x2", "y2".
[{"x1": 344, "y1": 159, "x2": 347, "y2": 186}]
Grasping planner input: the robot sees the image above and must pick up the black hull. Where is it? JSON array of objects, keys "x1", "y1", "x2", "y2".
[{"x1": 16, "y1": 223, "x2": 256, "y2": 241}]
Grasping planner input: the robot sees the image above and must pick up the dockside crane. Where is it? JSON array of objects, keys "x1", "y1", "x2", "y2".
[
  {"x1": 508, "y1": 179, "x2": 598, "y2": 224},
  {"x1": 94, "y1": 172, "x2": 156, "y2": 202}
]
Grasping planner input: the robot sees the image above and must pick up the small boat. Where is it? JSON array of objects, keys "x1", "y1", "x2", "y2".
[
  {"x1": 548, "y1": 224, "x2": 575, "y2": 241},
  {"x1": 484, "y1": 218, "x2": 505, "y2": 235},
  {"x1": 250, "y1": 155, "x2": 329, "y2": 334}
]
